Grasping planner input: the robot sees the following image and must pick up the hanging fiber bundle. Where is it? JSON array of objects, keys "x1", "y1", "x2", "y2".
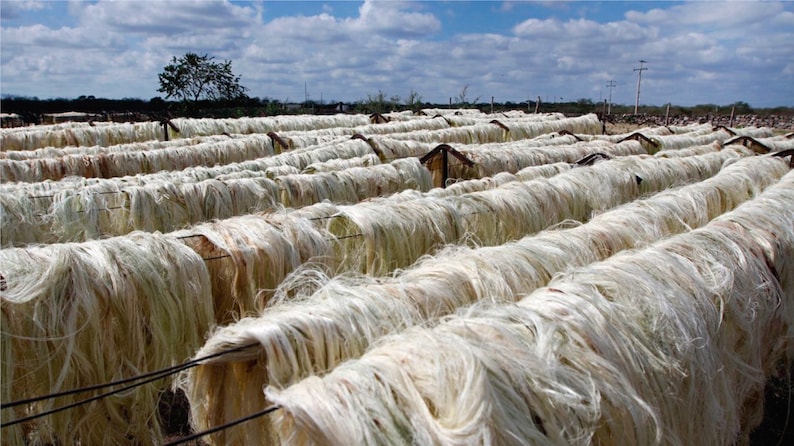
[
  {"x1": 2, "y1": 174, "x2": 284, "y2": 246},
  {"x1": 184, "y1": 156, "x2": 790, "y2": 444},
  {"x1": 173, "y1": 212, "x2": 332, "y2": 322},
  {"x1": 0, "y1": 134, "x2": 276, "y2": 182},
  {"x1": 649, "y1": 128, "x2": 734, "y2": 151},
  {"x1": 0, "y1": 232, "x2": 215, "y2": 445},
  {"x1": 0, "y1": 121, "x2": 164, "y2": 151},
  {"x1": 171, "y1": 114, "x2": 371, "y2": 138},
  {"x1": 0, "y1": 134, "x2": 233, "y2": 161},
  {"x1": 266, "y1": 170, "x2": 793, "y2": 445},
  {"x1": 276, "y1": 158, "x2": 431, "y2": 208},
  {"x1": 326, "y1": 196, "x2": 464, "y2": 275},
  {"x1": 301, "y1": 154, "x2": 381, "y2": 174},
  {"x1": 456, "y1": 140, "x2": 645, "y2": 179},
  {"x1": 265, "y1": 165, "x2": 302, "y2": 178}
]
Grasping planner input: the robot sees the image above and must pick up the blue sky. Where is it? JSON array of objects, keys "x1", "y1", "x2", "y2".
[{"x1": 1, "y1": 1, "x2": 792, "y2": 107}]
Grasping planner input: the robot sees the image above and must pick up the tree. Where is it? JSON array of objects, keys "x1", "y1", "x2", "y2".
[
  {"x1": 157, "y1": 52, "x2": 248, "y2": 103},
  {"x1": 730, "y1": 101, "x2": 753, "y2": 114},
  {"x1": 405, "y1": 89, "x2": 422, "y2": 111},
  {"x1": 389, "y1": 95, "x2": 401, "y2": 111},
  {"x1": 360, "y1": 89, "x2": 388, "y2": 113},
  {"x1": 456, "y1": 84, "x2": 480, "y2": 108}
]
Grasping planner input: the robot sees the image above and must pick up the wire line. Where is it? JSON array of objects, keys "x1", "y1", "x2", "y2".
[
  {"x1": 1, "y1": 342, "x2": 259, "y2": 411},
  {"x1": 163, "y1": 405, "x2": 281, "y2": 446}
]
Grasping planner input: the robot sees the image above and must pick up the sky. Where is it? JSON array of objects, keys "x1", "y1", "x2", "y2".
[{"x1": 1, "y1": 0, "x2": 793, "y2": 107}]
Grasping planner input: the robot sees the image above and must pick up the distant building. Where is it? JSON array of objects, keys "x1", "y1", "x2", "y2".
[{"x1": 0, "y1": 112, "x2": 24, "y2": 128}]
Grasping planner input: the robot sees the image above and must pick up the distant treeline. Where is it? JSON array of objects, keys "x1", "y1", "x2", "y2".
[{"x1": 2, "y1": 95, "x2": 792, "y2": 125}]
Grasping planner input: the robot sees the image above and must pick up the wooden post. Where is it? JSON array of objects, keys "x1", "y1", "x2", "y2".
[
  {"x1": 162, "y1": 121, "x2": 169, "y2": 141},
  {"x1": 535, "y1": 96, "x2": 541, "y2": 114},
  {"x1": 665, "y1": 103, "x2": 671, "y2": 127},
  {"x1": 491, "y1": 96, "x2": 494, "y2": 114},
  {"x1": 729, "y1": 106, "x2": 736, "y2": 127},
  {"x1": 442, "y1": 147, "x2": 449, "y2": 188}
]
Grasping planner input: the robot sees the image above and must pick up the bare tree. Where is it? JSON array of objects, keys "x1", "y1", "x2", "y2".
[
  {"x1": 456, "y1": 84, "x2": 480, "y2": 108},
  {"x1": 405, "y1": 89, "x2": 423, "y2": 111}
]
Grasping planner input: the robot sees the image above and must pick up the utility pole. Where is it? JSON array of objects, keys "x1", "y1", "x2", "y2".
[
  {"x1": 606, "y1": 80, "x2": 616, "y2": 115},
  {"x1": 304, "y1": 82, "x2": 309, "y2": 109},
  {"x1": 633, "y1": 60, "x2": 647, "y2": 115}
]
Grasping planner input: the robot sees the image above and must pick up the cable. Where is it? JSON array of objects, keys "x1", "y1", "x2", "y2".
[
  {"x1": 3, "y1": 365, "x2": 177, "y2": 428},
  {"x1": 1, "y1": 342, "x2": 259, "y2": 413},
  {"x1": 163, "y1": 405, "x2": 281, "y2": 446},
  {"x1": 2, "y1": 341, "x2": 259, "y2": 428}
]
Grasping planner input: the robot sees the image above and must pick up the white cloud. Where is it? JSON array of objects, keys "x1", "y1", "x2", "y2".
[
  {"x1": 0, "y1": 0, "x2": 791, "y2": 107},
  {"x1": 2, "y1": 24, "x2": 123, "y2": 49},
  {"x1": 351, "y1": 0, "x2": 440, "y2": 37},
  {"x1": 74, "y1": 0, "x2": 260, "y2": 35},
  {"x1": 0, "y1": 0, "x2": 45, "y2": 20},
  {"x1": 626, "y1": 1, "x2": 783, "y2": 28}
]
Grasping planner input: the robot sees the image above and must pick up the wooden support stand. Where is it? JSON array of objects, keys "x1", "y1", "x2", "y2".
[
  {"x1": 267, "y1": 131, "x2": 290, "y2": 153},
  {"x1": 351, "y1": 134, "x2": 384, "y2": 161},
  {"x1": 712, "y1": 125, "x2": 737, "y2": 136},
  {"x1": 724, "y1": 136, "x2": 771, "y2": 154},
  {"x1": 419, "y1": 144, "x2": 475, "y2": 188},
  {"x1": 490, "y1": 119, "x2": 510, "y2": 142},
  {"x1": 617, "y1": 132, "x2": 660, "y2": 153},
  {"x1": 558, "y1": 129, "x2": 583, "y2": 141},
  {"x1": 433, "y1": 114, "x2": 453, "y2": 126},
  {"x1": 160, "y1": 119, "x2": 179, "y2": 141},
  {"x1": 574, "y1": 152, "x2": 611, "y2": 167},
  {"x1": 369, "y1": 113, "x2": 389, "y2": 124},
  {"x1": 771, "y1": 149, "x2": 794, "y2": 167}
]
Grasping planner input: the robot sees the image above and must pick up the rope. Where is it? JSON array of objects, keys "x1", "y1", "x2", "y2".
[
  {"x1": 0, "y1": 342, "x2": 259, "y2": 427},
  {"x1": 163, "y1": 405, "x2": 281, "y2": 446}
]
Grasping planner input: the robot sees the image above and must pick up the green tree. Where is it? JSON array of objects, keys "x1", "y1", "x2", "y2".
[
  {"x1": 360, "y1": 89, "x2": 388, "y2": 113},
  {"x1": 157, "y1": 52, "x2": 248, "y2": 103},
  {"x1": 730, "y1": 101, "x2": 753, "y2": 114}
]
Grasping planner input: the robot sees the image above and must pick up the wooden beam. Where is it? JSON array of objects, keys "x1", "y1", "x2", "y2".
[
  {"x1": 724, "y1": 136, "x2": 771, "y2": 154},
  {"x1": 267, "y1": 131, "x2": 290, "y2": 153}
]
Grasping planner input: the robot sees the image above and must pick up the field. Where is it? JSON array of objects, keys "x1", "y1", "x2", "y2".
[{"x1": 1, "y1": 110, "x2": 792, "y2": 445}]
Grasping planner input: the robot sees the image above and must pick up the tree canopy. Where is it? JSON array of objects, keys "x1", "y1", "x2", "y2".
[{"x1": 157, "y1": 52, "x2": 248, "y2": 102}]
